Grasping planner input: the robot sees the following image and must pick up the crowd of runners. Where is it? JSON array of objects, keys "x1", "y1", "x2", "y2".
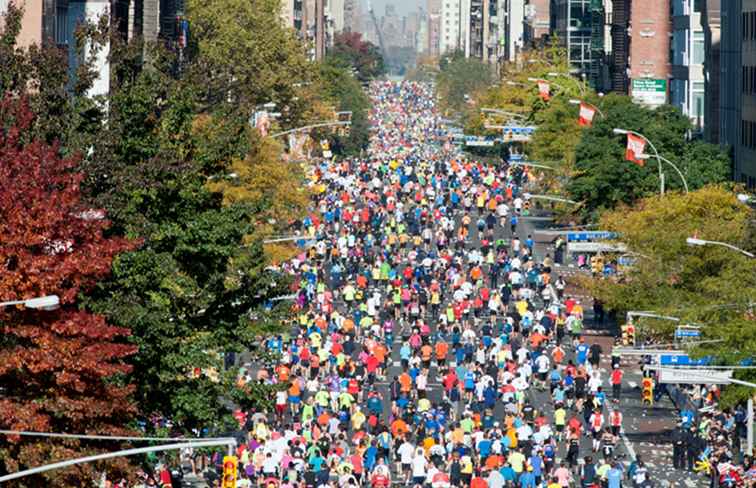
[{"x1": 216, "y1": 81, "x2": 650, "y2": 488}]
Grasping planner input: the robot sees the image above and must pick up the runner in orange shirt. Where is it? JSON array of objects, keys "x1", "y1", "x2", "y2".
[{"x1": 435, "y1": 341, "x2": 449, "y2": 367}]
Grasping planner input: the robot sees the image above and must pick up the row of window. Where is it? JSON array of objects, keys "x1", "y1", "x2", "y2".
[
  {"x1": 744, "y1": 66, "x2": 756, "y2": 95},
  {"x1": 742, "y1": 119, "x2": 756, "y2": 150},
  {"x1": 744, "y1": 11, "x2": 756, "y2": 41}
]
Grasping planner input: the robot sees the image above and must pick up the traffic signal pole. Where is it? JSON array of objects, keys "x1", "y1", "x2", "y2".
[{"x1": 0, "y1": 439, "x2": 236, "y2": 483}]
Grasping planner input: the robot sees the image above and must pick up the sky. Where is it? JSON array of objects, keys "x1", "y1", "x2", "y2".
[{"x1": 361, "y1": 0, "x2": 422, "y2": 17}]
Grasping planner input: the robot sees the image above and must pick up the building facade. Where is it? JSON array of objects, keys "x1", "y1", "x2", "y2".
[
  {"x1": 721, "y1": 0, "x2": 756, "y2": 187},
  {"x1": 439, "y1": 0, "x2": 469, "y2": 54},
  {"x1": 624, "y1": 0, "x2": 672, "y2": 107},
  {"x1": 670, "y1": 0, "x2": 709, "y2": 134},
  {"x1": 551, "y1": 0, "x2": 594, "y2": 75},
  {"x1": 427, "y1": 0, "x2": 441, "y2": 56},
  {"x1": 502, "y1": 0, "x2": 524, "y2": 62},
  {"x1": 523, "y1": 0, "x2": 549, "y2": 47}
]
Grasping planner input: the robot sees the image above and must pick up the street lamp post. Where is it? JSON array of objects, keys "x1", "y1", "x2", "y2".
[
  {"x1": 639, "y1": 154, "x2": 689, "y2": 194},
  {"x1": 613, "y1": 128, "x2": 666, "y2": 195},
  {"x1": 523, "y1": 193, "x2": 578, "y2": 204},
  {"x1": 686, "y1": 237, "x2": 755, "y2": 258},
  {"x1": 0, "y1": 295, "x2": 60, "y2": 310}
]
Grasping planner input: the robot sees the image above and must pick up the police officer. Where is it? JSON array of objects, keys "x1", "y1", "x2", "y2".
[
  {"x1": 684, "y1": 425, "x2": 700, "y2": 472},
  {"x1": 671, "y1": 423, "x2": 686, "y2": 469}
]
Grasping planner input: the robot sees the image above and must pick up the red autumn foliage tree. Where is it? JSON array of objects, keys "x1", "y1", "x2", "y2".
[{"x1": 0, "y1": 97, "x2": 138, "y2": 487}]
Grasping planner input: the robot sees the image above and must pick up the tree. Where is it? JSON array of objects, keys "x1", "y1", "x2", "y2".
[
  {"x1": 582, "y1": 186, "x2": 756, "y2": 406},
  {"x1": 567, "y1": 96, "x2": 731, "y2": 218},
  {"x1": 79, "y1": 49, "x2": 293, "y2": 431},
  {"x1": 330, "y1": 32, "x2": 386, "y2": 82},
  {"x1": 187, "y1": 0, "x2": 319, "y2": 128},
  {"x1": 317, "y1": 57, "x2": 371, "y2": 156},
  {"x1": 0, "y1": 98, "x2": 137, "y2": 486},
  {"x1": 436, "y1": 51, "x2": 494, "y2": 113}
]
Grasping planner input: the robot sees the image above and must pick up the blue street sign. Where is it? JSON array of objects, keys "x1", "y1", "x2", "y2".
[
  {"x1": 675, "y1": 328, "x2": 701, "y2": 338},
  {"x1": 566, "y1": 231, "x2": 619, "y2": 242},
  {"x1": 659, "y1": 354, "x2": 711, "y2": 366}
]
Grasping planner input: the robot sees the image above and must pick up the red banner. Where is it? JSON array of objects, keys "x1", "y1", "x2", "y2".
[
  {"x1": 625, "y1": 133, "x2": 646, "y2": 166},
  {"x1": 578, "y1": 103, "x2": 596, "y2": 127},
  {"x1": 537, "y1": 80, "x2": 550, "y2": 101}
]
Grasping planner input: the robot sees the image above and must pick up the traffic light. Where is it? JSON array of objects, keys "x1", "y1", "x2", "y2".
[
  {"x1": 621, "y1": 323, "x2": 636, "y2": 346},
  {"x1": 641, "y1": 377, "x2": 654, "y2": 405},
  {"x1": 222, "y1": 455, "x2": 238, "y2": 488}
]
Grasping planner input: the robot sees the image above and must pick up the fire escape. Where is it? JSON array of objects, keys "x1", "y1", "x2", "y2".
[
  {"x1": 610, "y1": 0, "x2": 630, "y2": 92},
  {"x1": 588, "y1": 0, "x2": 604, "y2": 90}
]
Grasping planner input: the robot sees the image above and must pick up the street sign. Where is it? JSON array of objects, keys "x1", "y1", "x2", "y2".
[
  {"x1": 567, "y1": 242, "x2": 627, "y2": 253},
  {"x1": 465, "y1": 139, "x2": 496, "y2": 147},
  {"x1": 501, "y1": 126, "x2": 536, "y2": 142},
  {"x1": 659, "y1": 354, "x2": 711, "y2": 366},
  {"x1": 659, "y1": 368, "x2": 733, "y2": 385},
  {"x1": 566, "y1": 231, "x2": 619, "y2": 242},
  {"x1": 675, "y1": 327, "x2": 701, "y2": 339}
]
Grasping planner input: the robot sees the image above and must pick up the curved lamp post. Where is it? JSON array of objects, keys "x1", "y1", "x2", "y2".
[
  {"x1": 686, "y1": 237, "x2": 755, "y2": 258},
  {"x1": 613, "y1": 128, "x2": 666, "y2": 195}
]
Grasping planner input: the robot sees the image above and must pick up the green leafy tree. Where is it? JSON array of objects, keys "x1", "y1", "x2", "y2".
[
  {"x1": 567, "y1": 96, "x2": 731, "y2": 217},
  {"x1": 436, "y1": 51, "x2": 494, "y2": 113},
  {"x1": 317, "y1": 57, "x2": 371, "y2": 155},
  {"x1": 582, "y1": 186, "x2": 756, "y2": 406},
  {"x1": 187, "y1": 0, "x2": 319, "y2": 128},
  {"x1": 80, "y1": 51, "x2": 293, "y2": 430}
]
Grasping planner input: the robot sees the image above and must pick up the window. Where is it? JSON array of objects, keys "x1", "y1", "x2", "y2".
[
  {"x1": 673, "y1": 30, "x2": 685, "y2": 65},
  {"x1": 55, "y1": 6, "x2": 68, "y2": 46},
  {"x1": 692, "y1": 31, "x2": 705, "y2": 64},
  {"x1": 693, "y1": 0, "x2": 703, "y2": 13},
  {"x1": 691, "y1": 81, "x2": 704, "y2": 122}
]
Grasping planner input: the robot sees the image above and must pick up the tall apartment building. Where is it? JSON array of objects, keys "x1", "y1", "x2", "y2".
[
  {"x1": 328, "y1": 0, "x2": 345, "y2": 34},
  {"x1": 551, "y1": 0, "x2": 592, "y2": 75},
  {"x1": 468, "y1": 0, "x2": 496, "y2": 61},
  {"x1": 281, "y1": 0, "x2": 305, "y2": 33},
  {"x1": 0, "y1": 0, "x2": 148, "y2": 97},
  {"x1": 427, "y1": 0, "x2": 441, "y2": 56},
  {"x1": 720, "y1": 0, "x2": 756, "y2": 187},
  {"x1": 523, "y1": 0, "x2": 549, "y2": 47},
  {"x1": 551, "y1": 0, "x2": 611, "y2": 90},
  {"x1": 670, "y1": 0, "x2": 719, "y2": 135},
  {"x1": 439, "y1": 0, "x2": 470, "y2": 54},
  {"x1": 502, "y1": 0, "x2": 524, "y2": 62},
  {"x1": 608, "y1": 0, "x2": 671, "y2": 106}
]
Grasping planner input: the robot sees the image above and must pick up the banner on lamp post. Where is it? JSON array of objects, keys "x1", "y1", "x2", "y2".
[
  {"x1": 625, "y1": 133, "x2": 646, "y2": 166},
  {"x1": 578, "y1": 103, "x2": 596, "y2": 127},
  {"x1": 537, "y1": 80, "x2": 550, "y2": 101}
]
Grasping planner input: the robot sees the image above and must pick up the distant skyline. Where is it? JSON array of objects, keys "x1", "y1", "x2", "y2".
[{"x1": 361, "y1": 0, "x2": 422, "y2": 17}]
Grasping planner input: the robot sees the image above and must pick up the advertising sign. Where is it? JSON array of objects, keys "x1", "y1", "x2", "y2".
[{"x1": 631, "y1": 79, "x2": 667, "y2": 107}]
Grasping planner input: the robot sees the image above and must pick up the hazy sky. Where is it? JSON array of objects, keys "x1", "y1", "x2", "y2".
[{"x1": 361, "y1": 0, "x2": 422, "y2": 17}]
